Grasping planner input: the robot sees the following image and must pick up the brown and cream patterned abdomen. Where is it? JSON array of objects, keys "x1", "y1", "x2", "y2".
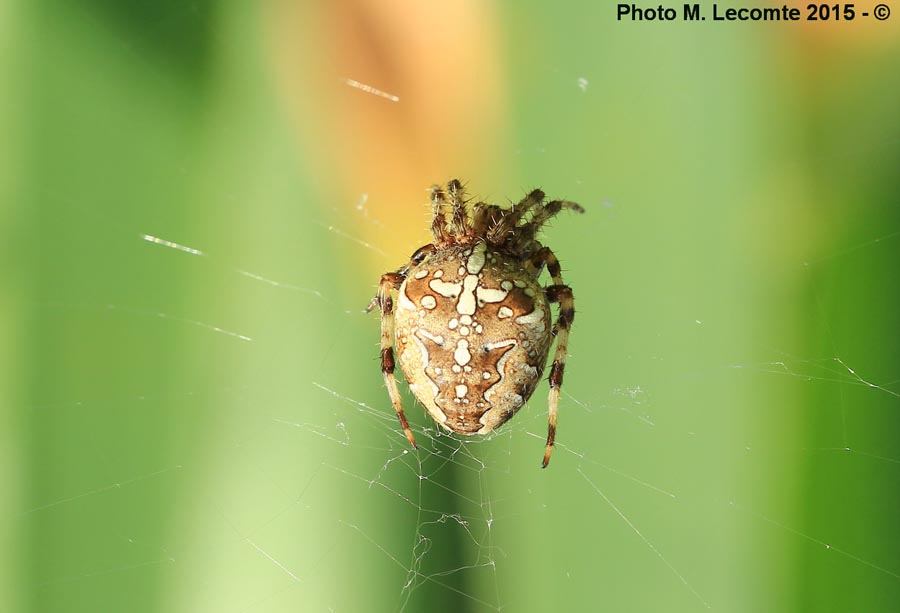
[{"x1": 394, "y1": 243, "x2": 552, "y2": 434}]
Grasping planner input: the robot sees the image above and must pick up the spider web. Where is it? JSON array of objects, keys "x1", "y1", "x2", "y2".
[{"x1": 9, "y1": 2, "x2": 900, "y2": 613}]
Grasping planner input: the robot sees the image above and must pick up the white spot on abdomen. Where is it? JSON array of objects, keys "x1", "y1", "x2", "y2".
[
  {"x1": 456, "y1": 275, "x2": 479, "y2": 315},
  {"x1": 515, "y1": 307, "x2": 544, "y2": 325},
  {"x1": 421, "y1": 295, "x2": 436, "y2": 309},
  {"x1": 466, "y1": 243, "x2": 487, "y2": 274},
  {"x1": 476, "y1": 286, "x2": 508, "y2": 304},
  {"x1": 483, "y1": 339, "x2": 517, "y2": 352},
  {"x1": 455, "y1": 384, "x2": 468, "y2": 398},
  {"x1": 417, "y1": 329, "x2": 445, "y2": 346},
  {"x1": 454, "y1": 339, "x2": 471, "y2": 365},
  {"x1": 429, "y1": 278, "x2": 462, "y2": 298}
]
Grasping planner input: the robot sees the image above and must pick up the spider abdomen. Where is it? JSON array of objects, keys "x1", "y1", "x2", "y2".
[
  {"x1": 395, "y1": 243, "x2": 552, "y2": 434},
  {"x1": 372, "y1": 180, "x2": 581, "y2": 466}
]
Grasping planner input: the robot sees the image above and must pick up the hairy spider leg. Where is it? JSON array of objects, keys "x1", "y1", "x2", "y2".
[
  {"x1": 527, "y1": 199, "x2": 585, "y2": 235},
  {"x1": 534, "y1": 246, "x2": 575, "y2": 468},
  {"x1": 471, "y1": 202, "x2": 505, "y2": 238},
  {"x1": 446, "y1": 179, "x2": 472, "y2": 238},
  {"x1": 373, "y1": 271, "x2": 418, "y2": 449},
  {"x1": 487, "y1": 188, "x2": 545, "y2": 244},
  {"x1": 512, "y1": 200, "x2": 584, "y2": 255},
  {"x1": 429, "y1": 185, "x2": 452, "y2": 246}
]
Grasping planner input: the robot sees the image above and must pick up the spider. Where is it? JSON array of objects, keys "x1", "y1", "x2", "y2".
[{"x1": 369, "y1": 180, "x2": 583, "y2": 467}]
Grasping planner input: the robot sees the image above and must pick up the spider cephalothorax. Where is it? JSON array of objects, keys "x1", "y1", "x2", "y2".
[{"x1": 369, "y1": 180, "x2": 582, "y2": 467}]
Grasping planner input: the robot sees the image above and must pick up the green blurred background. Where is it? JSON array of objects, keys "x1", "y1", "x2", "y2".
[{"x1": 4, "y1": 1, "x2": 900, "y2": 611}]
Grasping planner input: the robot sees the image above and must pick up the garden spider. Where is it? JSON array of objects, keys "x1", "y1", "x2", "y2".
[{"x1": 369, "y1": 180, "x2": 582, "y2": 467}]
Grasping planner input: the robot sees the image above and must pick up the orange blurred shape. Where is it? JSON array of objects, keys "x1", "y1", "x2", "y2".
[
  {"x1": 798, "y1": 2, "x2": 899, "y2": 49},
  {"x1": 267, "y1": 0, "x2": 508, "y2": 265}
]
